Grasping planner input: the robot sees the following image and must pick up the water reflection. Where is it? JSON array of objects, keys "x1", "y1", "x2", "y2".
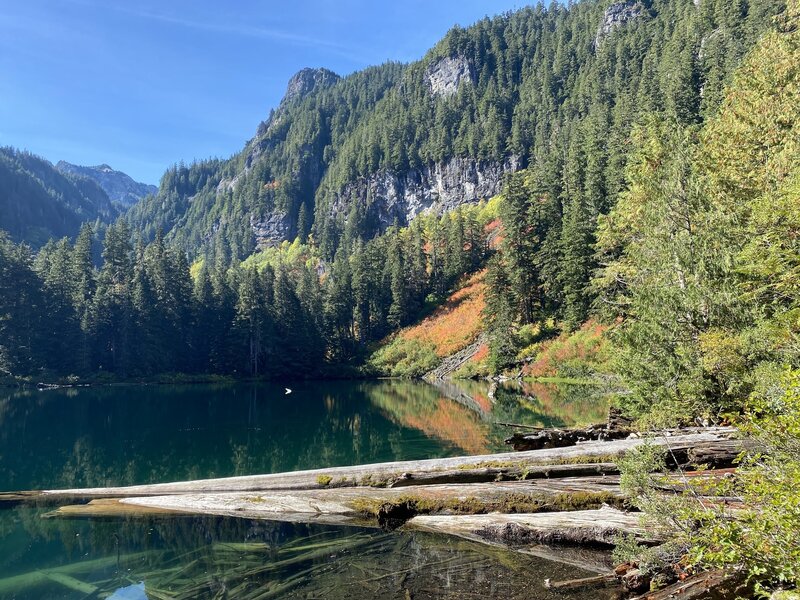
[
  {"x1": 0, "y1": 507, "x2": 616, "y2": 600},
  {"x1": 0, "y1": 380, "x2": 608, "y2": 493},
  {"x1": 0, "y1": 380, "x2": 612, "y2": 599}
]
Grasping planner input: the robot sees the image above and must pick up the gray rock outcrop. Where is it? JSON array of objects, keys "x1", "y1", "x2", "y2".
[
  {"x1": 250, "y1": 211, "x2": 292, "y2": 248},
  {"x1": 425, "y1": 56, "x2": 475, "y2": 97},
  {"x1": 595, "y1": 1, "x2": 644, "y2": 48},
  {"x1": 282, "y1": 67, "x2": 340, "y2": 105},
  {"x1": 329, "y1": 155, "x2": 521, "y2": 229}
]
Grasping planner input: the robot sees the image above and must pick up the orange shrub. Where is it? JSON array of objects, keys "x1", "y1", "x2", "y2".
[{"x1": 400, "y1": 271, "x2": 487, "y2": 357}]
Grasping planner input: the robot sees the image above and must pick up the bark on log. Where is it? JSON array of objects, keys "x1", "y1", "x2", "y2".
[
  {"x1": 387, "y1": 462, "x2": 620, "y2": 486},
  {"x1": 608, "y1": 406, "x2": 635, "y2": 431},
  {"x1": 0, "y1": 428, "x2": 736, "y2": 504}
]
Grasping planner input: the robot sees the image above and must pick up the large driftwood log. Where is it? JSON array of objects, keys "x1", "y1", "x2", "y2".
[
  {"x1": 404, "y1": 505, "x2": 658, "y2": 546},
  {"x1": 387, "y1": 462, "x2": 620, "y2": 486},
  {"x1": 46, "y1": 477, "x2": 626, "y2": 527},
  {"x1": 0, "y1": 428, "x2": 737, "y2": 504}
]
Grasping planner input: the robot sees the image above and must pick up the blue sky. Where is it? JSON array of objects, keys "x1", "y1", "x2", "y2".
[{"x1": 0, "y1": 0, "x2": 527, "y2": 184}]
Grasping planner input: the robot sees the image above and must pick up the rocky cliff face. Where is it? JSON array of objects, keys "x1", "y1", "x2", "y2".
[
  {"x1": 425, "y1": 56, "x2": 475, "y2": 97},
  {"x1": 56, "y1": 161, "x2": 157, "y2": 207},
  {"x1": 595, "y1": 1, "x2": 644, "y2": 48},
  {"x1": 329, "y1": 155, "x2": 521, "y2": 230},
  {"x1": 250, "y1": 211, "x2": 293, "y2": 248}
]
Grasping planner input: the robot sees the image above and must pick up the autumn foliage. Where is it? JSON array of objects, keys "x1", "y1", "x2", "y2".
[
  {"x1": 401, "y1": 271, "x2": 487, "y2": 357},
  {"x1": 521, "y1": 320, "x2": 611, "y2": 379}
]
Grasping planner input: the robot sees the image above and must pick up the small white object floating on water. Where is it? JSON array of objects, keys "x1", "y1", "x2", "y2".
[{"x1": 285, "y1": 388, "x2": 292, "y2": 395}]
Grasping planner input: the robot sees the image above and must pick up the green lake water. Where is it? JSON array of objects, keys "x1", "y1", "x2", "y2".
[{"x1": 0, "y1": 379, "x2": 617, "y2": 599}]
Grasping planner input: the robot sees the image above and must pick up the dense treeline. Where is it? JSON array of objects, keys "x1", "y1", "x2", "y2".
[
  {"x1": 2, "y1": 0, "x2": 787, "y2": 383},
  {"x1": 126, "y1": 0, "x2": 783, "y2": 265},
  {"x1": 475, "y1": 0, "x2": 786, "y2": 368},
  {"x1": 0, "y1": 205, "x2": 488, "y2": 379},
  {"x1": 608, "y1": 4, "x2": 800, "y2": 588},
  {"x1": 0, "y1": 147, "x2": 118, "y2": 248},
  {"x1": 485, "y1": 0, "x2": 799, "y2": 427}
]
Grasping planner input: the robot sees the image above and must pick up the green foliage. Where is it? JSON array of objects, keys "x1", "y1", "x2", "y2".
[
  {"x1": 688, "y1": 371, "x2": 800, "y2": 592},
  {"x1": 367, "y1": 337, "x2": 439, "y2": 378},
  {"x1": 594, "y1": 2, "x2": 800, "y2": 425},
  {"x1": 0, "y1": 200, "x2": 493, "y2": 379},
  {"x1": 521, "y1": 320, "x2": 611, "y2": 380}
]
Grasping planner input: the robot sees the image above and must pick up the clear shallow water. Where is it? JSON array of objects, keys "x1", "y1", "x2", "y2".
[{"x1": 0, "y1": 380, "x2": 612, "y2": 599}]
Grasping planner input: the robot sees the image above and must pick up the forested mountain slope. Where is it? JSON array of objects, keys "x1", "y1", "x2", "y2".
[
  {"x1": 127, "y1": 0, "x2": 782, "y2": 265},
  {"x1": 0, "y1": 147, "x2": 119, "y2": 247}
]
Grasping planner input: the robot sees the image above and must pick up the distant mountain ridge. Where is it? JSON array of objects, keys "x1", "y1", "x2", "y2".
[
  {"x1": 0, "y1": 147, "x2": 120, "y2": 247},
  {"x1": 56, "y1": 161, "x2": 157, "y2": 207}
]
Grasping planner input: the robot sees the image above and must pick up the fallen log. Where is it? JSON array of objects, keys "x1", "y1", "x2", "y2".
[
  {"x1": 505, "y1": 424, "x2": 630, "y2": 451},
  {"x1": 685, "y1": 439, "x2": 755, "y2": 469},
  {"x1": 387, "y1": 462, "x2": 620, "y2": 486},
  {"x1": 404, "y1": 505, "x2": 659, "y2": 546},
  {"x1": 0, "y1": 552, "x2": 152, "y2": 595},
  {"x1": 632, "y1": 569, "x2": 749, "y2": 600},
  {"x1": 46, "y1": 477, "x2": 627, "y2": 529},
  {"x1": 0, "y1": 428, "x2": 737, "y2": 504},
  {"x1": 544, "y1": 572, "x2": 618, "y2": 590}
]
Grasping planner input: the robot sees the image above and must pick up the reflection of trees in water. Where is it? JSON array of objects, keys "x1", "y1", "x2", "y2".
[
  {"x1": 0, "y1": 382, "x2": 456, "y2": 492},
  {"x1": 0, "y1": 380, "x2": 610, "y2": 494},
  {"x1": 492, "y1": 382, "x2": 609, "y2": 428},
  {"x1": 364, "y1": 380, "x2": 492, "y2": 455}
]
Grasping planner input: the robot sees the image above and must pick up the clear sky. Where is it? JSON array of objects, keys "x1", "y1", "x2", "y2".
[{"x1": 0, "y1": 0, "x2": 527, "y2": 185}]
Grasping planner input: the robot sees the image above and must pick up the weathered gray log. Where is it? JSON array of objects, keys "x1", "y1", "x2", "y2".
[
  {"x1": 46, "y1": 477, "x2": 626, "y2": 529},
  {"x1": 404, "y1": 505, "x2": 659, "y2": 546},
  {"x1": 387, "y1": 462, "x2": 620, "y2": 486},
  {"x1": 424, "y1": 334, "x2": 487, "y2": 381},
  {"x1": 516, "y1": 544, "x2": 615, "y2": 575},
  {"x1": 0, "y1": 428, "x2": 736, "y2": 504},
  {"x1": 544, "y1": 573, "x2": 618, "y2": 590},
  {"x1": 685, "y1": 439, "x2": 756, "y2": 468}
]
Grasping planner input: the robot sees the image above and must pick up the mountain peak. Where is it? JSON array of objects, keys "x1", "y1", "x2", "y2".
[
  {"x1": 282, "y1": 67, "x2": 340, "y2": 105},
  {"x1": 56, "y1": 161, "x2": 157, "y2": 207}
]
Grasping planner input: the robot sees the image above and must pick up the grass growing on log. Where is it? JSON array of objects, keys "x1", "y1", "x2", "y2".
[
  {"x1": 350, "y1": 490, "x2": 624, "y2": 522},
  {"x1": 457, "y1": 453, "x2": 626, "y2": 471}
]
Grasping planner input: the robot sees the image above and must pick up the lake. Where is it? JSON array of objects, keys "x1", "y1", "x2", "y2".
[{"x1": 0, "y1": 379, "x2": 615, "y2": 599}]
